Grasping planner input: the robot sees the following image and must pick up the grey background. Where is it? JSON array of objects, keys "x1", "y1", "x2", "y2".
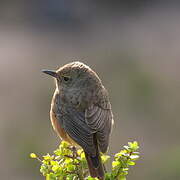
[{"x1": 0, "y1": 1, "x2": 180, "y2": 179}]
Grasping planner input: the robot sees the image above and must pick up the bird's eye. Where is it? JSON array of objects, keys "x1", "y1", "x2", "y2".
[{"x1": 63, "y1": 76, "x2": 70, "y2": 81}]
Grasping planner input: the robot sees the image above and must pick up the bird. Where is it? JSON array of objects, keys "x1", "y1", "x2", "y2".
[{"x1": 42, "y1": 61, "x2": 114, "y2": 179}]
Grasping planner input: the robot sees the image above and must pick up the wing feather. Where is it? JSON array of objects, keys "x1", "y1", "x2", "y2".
[
  {"x1": 85, "y1": 103, "x2": 113, "y2": 153},
  {"x1": 58, "y1": 104, "x2": 96, "y2": 155},
  {"x1": 55, "y1": 87, "x2": 113, "y2": 155}
]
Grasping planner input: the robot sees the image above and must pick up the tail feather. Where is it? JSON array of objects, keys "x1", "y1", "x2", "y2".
[
  {"x1": 84, "y1": 134, "x2": 105, "y2": 179},
  {"x1": 85, "y1": 151, "x2": 104, "y2": 179}
]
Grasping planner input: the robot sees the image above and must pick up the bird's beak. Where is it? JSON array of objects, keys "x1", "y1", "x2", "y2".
[{"x1": 42, "y1": 69, "x2": 57, "y2": 78}]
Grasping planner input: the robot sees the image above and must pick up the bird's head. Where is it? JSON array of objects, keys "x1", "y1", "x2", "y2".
[{"x1": 42, "y1": 61, "x2": 101, "y2": 91}]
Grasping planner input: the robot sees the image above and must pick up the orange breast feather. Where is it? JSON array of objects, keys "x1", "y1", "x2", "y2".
[{"x1": 50, "y1": 95, "x2": 78, "y2": 146}]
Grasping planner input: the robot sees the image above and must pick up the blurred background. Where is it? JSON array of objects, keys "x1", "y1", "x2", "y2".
[{"x1": 0, "y1": 0, "x2": 180, "y2": 179}]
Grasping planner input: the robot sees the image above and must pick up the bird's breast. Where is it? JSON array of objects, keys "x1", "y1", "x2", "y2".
[{"x1": 50, "y1": 90, "x2": 78, "y2": 146}]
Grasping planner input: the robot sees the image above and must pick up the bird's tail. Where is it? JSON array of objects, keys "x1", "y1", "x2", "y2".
[
  {"x1": 85, "y1": 151, "x2": 104, "y2": 179},
  {"x1": 84, "y1": 137, "x2": 104, "y2": 179}
]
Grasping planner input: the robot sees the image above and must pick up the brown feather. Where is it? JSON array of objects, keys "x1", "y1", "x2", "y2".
[{"x1": 84, "y1": 134, "x2": 105, "y2": 179}]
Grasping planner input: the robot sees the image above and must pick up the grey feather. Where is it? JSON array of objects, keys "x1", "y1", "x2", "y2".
[
  {"x1": 56, "y1": 95, "x2": 97, "y2": 155},
  {"x1": 85, "y1": 103, "x2": 113, "y2": 153}
]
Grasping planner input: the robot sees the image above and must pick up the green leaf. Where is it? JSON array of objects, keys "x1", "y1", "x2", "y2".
[
  {"x1": 40, "y1": 164, "x2": 49, "y2": 176},
  {"x1": 115, "y1": 150, "x2": 128, "y2": 158},
  {"x1": 43, "y1": 154, "x2": 54, "y2": 161},
  {"x1": 87, "y1": 176, "x2": 98, "y2": 180},
  {"x1": 130, "y1": 155, "x2": 139, "y2": 160},
  {"x1": 67, "y1": 164, "x2": 76, "y2": 172},
  {"x1": 52, "y1": 165, "x2": 60, "y2": 172},
  {"x1": 80, "y1": 152, "x2": 85, "y2": 159},
  {"x1": 60, "y1": 141, "x2": 70, "y2": 148},
  {"x1": 105, "y1": 172, "x2": 113, "y2": 180},
  {"x1": 101, "y1": 154, "x2": 110, "y2": 163},
  {"x1": 30, "y1": 153, "x2": 37, "y2": 159},
  {"x1": 46, "y1": 173, "x2": 56, "y2": 180},
  {"x1": 128, "y1": 141, "x2": 139, "y2": 151},
  {"x1": 50, "y1": 160, "x2": 59, "y2": 166},
  {"x1": 66, "y1": 174, "x2": 78, "y2": 180},
  {"x1": 119, "y1": 175, "x2": 126, "y2": 180},
  {"x1": 112, "y1": 161, "x2": 121, "y2": 169},
  {"x1": 77, "y1": 149, "x2": 83, "y2": 155},
  {"x1": 127, "y1": 161, "x2": 135, "y2": 166},
  {"x1": 65, "y1": 157, "x2": 73, "y2": 164},
  {"x1": 54, "y1": 148, "x2": 62, "y2": 156}
]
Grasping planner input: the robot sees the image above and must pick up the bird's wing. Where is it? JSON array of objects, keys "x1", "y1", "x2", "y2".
[
  {"x1": 56, "y1": 88, "x2": 113, "y2": 155},
  {"x1": 85, "y1": 89, "x2": 113, "y2": 153},
  {"x1": 59, "y1": 104, "x2": 97, "y2": 156}
]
